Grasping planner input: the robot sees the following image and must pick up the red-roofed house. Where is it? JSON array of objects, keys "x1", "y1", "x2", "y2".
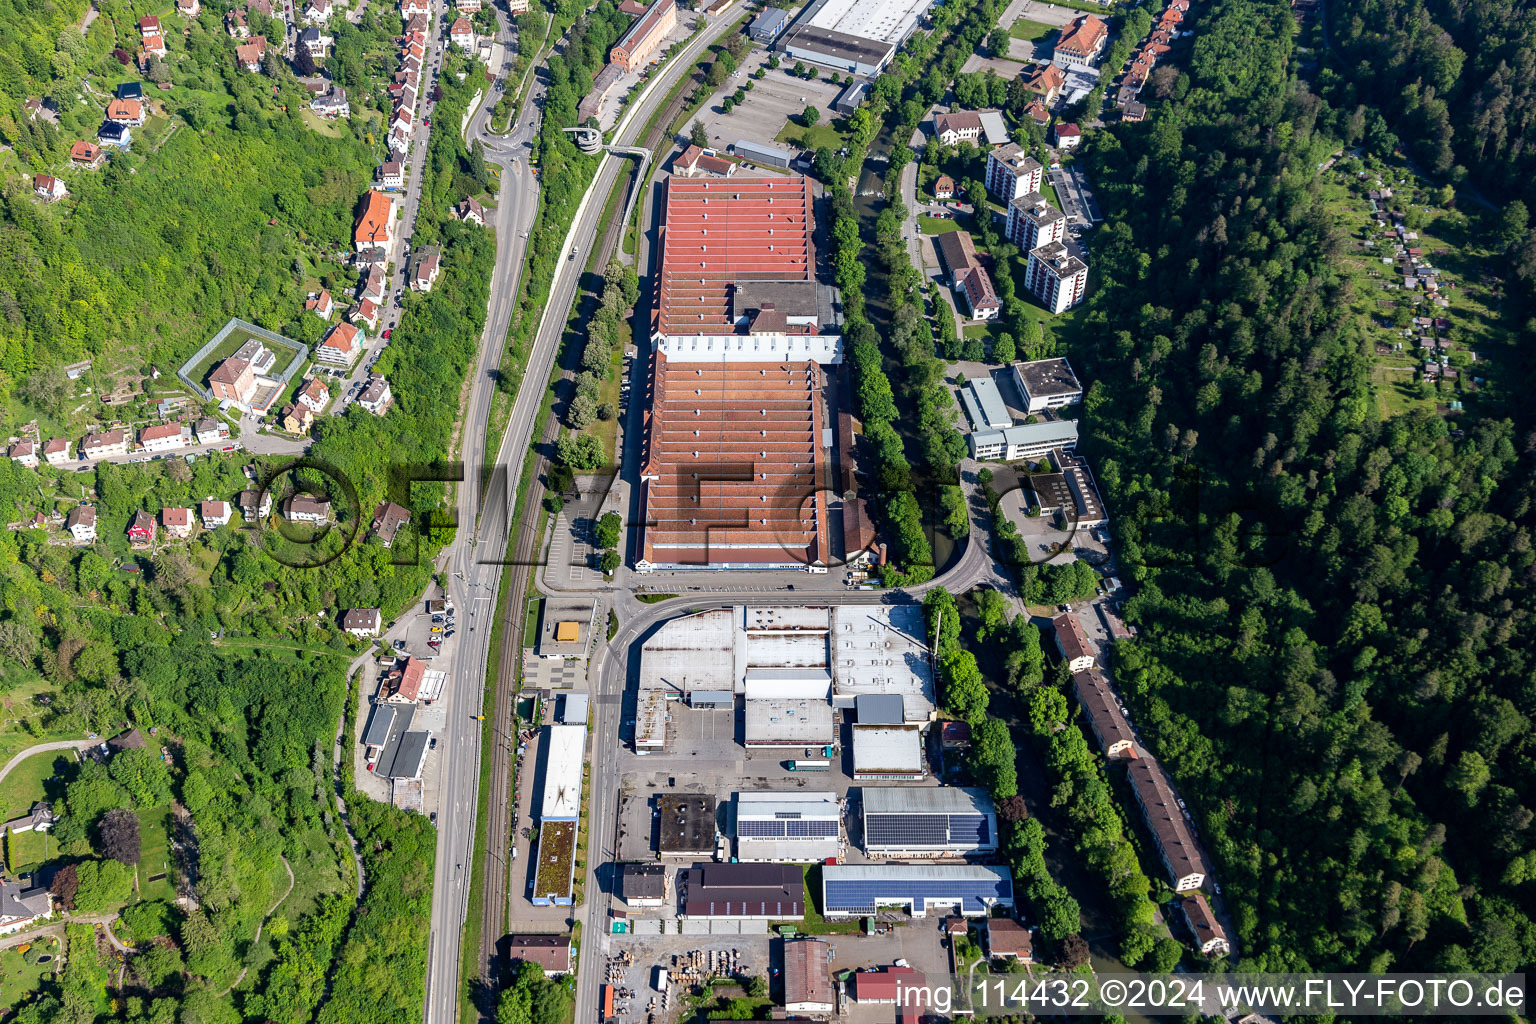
[
  {"x1": 139, "y1": 423, "x2": 188, "y2": 452},
  {"x1": 934, "y1": 174, "x2": 954, "y2": 199},
  {"x1": 161, "y1": 507, "x2": 193, "y2": 539},
  {"x1": 200, "y1": 499, "x2": 232, "y2": 528},
  {"x1": 34, "y1": 175, "x2": 67, "y2": 202},
  {"x1": 236, "y1": 36, "x2": 268, "y2": 71},
  {"x1": 316, "y1": 322, "x2": 362, "y2": 366},
  {"x1": 107, "y1": 98, "x2": 146, "y2": 126},
  {"x1": 1053, "y1": 122, "x2": 1082, "y2": 149},
  {"x1": 1025, "y1": 61, "x2": 1066, "y2": 104},
  {"x1": 305, "y1": 289, "x2": 334, "y2": 319},
  {"x1": 296, "y1": 377, "x2": 330, "y2": 413},
  {"x1": 70, "y1": 141, "x2": 105, "y2": 168},
  {"x1": 449, "y1": 16, "x2": 474, "y2": 48},
  {"x1": 354, "y1": 190, "x2": 396, "y2": 252},
  {"x1": 411, "y1": 250, "x2": 441, "y2": 292},
  {"x1": 457, "y1": 196, "x2": 486, "y2": 225},
  {"x1": 139, "y1": 15, "x2": 162, "y2": 37},
  {"x1": 348, "y1": 297, "x2": 380, "y2": 332},
  {"x1": 143, "y1": 33, "x2": 167, "y2": 56},
  {"x1": 8, "y1": 441, "x2": 37, "y2": 468},
  {"x1": 43, "y1": 439, "x2": 72, "y2": 465},
  {"x1": 674, "y1": 144, "x2": 737, "y2": 178},
  {"x1": 1025, "y1": 99, "x2": 1051, "y2": 128}
]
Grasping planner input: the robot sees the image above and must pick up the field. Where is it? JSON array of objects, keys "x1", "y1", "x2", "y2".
[
  {"x1": 919, "y1": 215, "x2": 961, "y2": 234},
  {"x1": 1009, "y1": 17, "x2": 1055, "y2": 38},
  {"x1": 5, "y1": 829, "x2": 54, "y2": 873},
  {"x1": 0, "y1": 939, "x2": 60, "y2": 1016},
  {"x1": 1, "y1": 749, "x2": 74, "y2": 821},
  {"x1": 135, "y1": 805, "x2": 175, "y2": 902},
  {"x1": 775, "y1": 120, "x2": 847, "y2": 152}
]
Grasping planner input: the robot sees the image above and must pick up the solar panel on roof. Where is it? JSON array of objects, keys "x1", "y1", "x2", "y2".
[
  {"x1": 823, "y1": 876, "x2": 1010, "y2": 914},
  {"x1": 947, "y1": 814, "x2": 990, "y2": 844},
  {"x1": 865, "y1": 814, "x2": 948, "y2": 846}
]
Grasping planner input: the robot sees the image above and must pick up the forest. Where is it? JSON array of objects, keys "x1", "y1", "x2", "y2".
[{"x1": 1071, "y1": 0, "x2": 1536, "y2": 974}]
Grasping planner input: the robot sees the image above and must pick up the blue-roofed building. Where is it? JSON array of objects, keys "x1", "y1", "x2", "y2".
[
  {"x1": 860, "y1": 786, "x2": 997, "y2": 857},
  {"x1": 821, "y1": 863, "x2": 1012, "y2": 917},
  {"x1": 749, "y1": 6, "x2": 789, "y2": 41}
]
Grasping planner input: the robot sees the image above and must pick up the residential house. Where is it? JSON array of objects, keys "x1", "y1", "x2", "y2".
[
  {"x1": 934, "y1": 110, "x2": 984, "y2": 147},
  {"x1": 200, "y1": 499, "x2": 232, "y2": 528},
  {"x1": 8, "y1": 441, "x2": 37, "y2": 468},
  {"x1": 296, "y1": 377, "x2": 330, "y2": 413},
  {"x1": 70, "y1": 141, "x2": 106, "y2": 168},
  {"x1": 1024, "y1": 99, "x2": 1050, "y2": 128},
  {"x1": 236, "y1": 36, "x2": 268, "y2": 72},
  {"x1": 360, "y1": 264, "x2": 387, "y2": 303},
  {"x1": 162, "y1": 507, "x2": 193, "y2": 539},
  {"x1": 303, "y1": 0, "x2": 331, "y2": 21},
  {"x1": 194, "y1": 417, "x2": 225, "y2": 445},
  {"x1": 227, "y1": 8, "x2": 249, "y2": 36},
  {"x1": 958, "y1": 267, "x2": 1001, "y2": 320},
  {"x1": 0, "y1": 878, "x2": 54, "y2": 936},
  {"x1": 1024, "y1": 61, "x2": 1066, "y2": 105},
  {"x1": 1026, "y1": 240, "x2": 1088, "y2": 313},
  {"x1": 934, "y1": 231, "x2": 1002, "y2": 321},
  {"x1": 984, "y1": 918, "x2": 1033, "y2": 962},
  {"x1": 283, "y1": 495, "x2": 331, "y2": 522},
  {"x1": 411, "y1": 250, "x2": 441, "y2": 292},
  {"x1": 127, "y1": 510, "x2": 156, "y2": 547},
  {"x1": 209, "y1": 357, "x2": 257, "y2": 404},
  {"x1": 249, "y1": 0, "x2": 273, "y2": 15},
  {"x1": 107, "y1": 98, "x2": 146, "y2": 127},
  {"x1": 299, "y1": 26, "x2": 329, "y2": 57},
  {"x1": 139, "y1": 15, "x2": 162, "y2": 38},
  {"x1": 1128, "y1": 757, "x2": 1209, "y2": 891},
  {"x1": 1051, "y1": 612, "x2": 1095, "y2": 671},
  {"x1": 81, "y1": 430, "x2": 128, "y2": 459},
  {"x1": 305, "y1": 289, "x2": 335, "y2": 320},
  {"x1": 348, "y1": 298, "x2": 380, "y2": 333},
  {"x1": 378, "y1": 160, "x2": 405, "y2": 190},
  {"x1": 673, "y1": 144, "x2": 737, "y2": 178},
  {"x1": 1053, "y1": 122, "x2": 1082, "y2": 149},
  {"x1": 238, "y1": 489, "x2": 272, "y2": 521},
  {"x1": 1181, "y1": 894, "x2": 1230, "y2": 957},
  {"x1": 379, "y1": 656, "x2": 427, "y2": 702},
  {"x1": 143, "y1": 33, "x2": 167, "y2": 56},
  {"x1": 985, "y1": 143, "x2": 1043, "y2": 202},
  {"x1": 342, "y1": 608, "x2": 383, "y2": 636},
  {"x1": 401, "y1": 0, "x2": 430, "y2": 16},
  {"x1": 43, "y1": 438, "x2": 72, "y2": 465},
  {"x1": 354, "y1": 190, "x2": 395, "y2": 251},
  {"x1": 176, "y1": 0, "x2": 200, "y2": 16},
  {"x1": 311, "y1": 84, "x2": 349, "y2": 117},
  {"x1": 449, "y1": 16, "x2": 474, "y2": 48},
  {"x1": 933, "y1": 174, "x2": 954, "y2": 199},
  {"x1": 316, "y1": 322, "x2": 362, "y2": 366},
  {"x1": 66, "y1": 505, "x2": 97, "y2": 542},
  {"x1": 370, "y1": 500, "x2": 411, "y2": 546},
  {"x1": 456, "y1": 196, "x2": 485, "y2": 225},
  {"x1": 139, "y1": 423, "x2": 188, "y2": 452},
  {"x1": 280, "y1": 404, "x2": 315, "y2": 434},
  {"x1": 1054, "y1": 14, "x2": 1108, "y2": 66},
  {"x1": 1121, "y1": 99, "x2": 1146, "y2": 122},
  {"x1": 98, "y1": 122, "x2": 132, "y2": 149},
  {"x1": 357, "y1": 376, "x2": 394, "y2": 415}
]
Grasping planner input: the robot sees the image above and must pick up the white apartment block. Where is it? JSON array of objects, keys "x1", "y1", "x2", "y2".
[
  {"x1": 985, "y1": 144, "x2": 1043, "y2": 203},
  {"x1": 1026, "y1": 241, "x2": 1088, "y2": 314},
  {"x1": 1006, "y1": 193, "x2": 1066, "y2": 253}
]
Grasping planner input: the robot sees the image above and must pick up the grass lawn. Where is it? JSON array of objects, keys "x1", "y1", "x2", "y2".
[
  {"x1": 787, "y1": 864, "x2": 863, "y2": 934},
  {"x1": 0, "y1": 749, "x2": 74, "y2": 821},
  {"x1": 135, "y1": 805, "x2": 175, "y2": 903},
  {"x1": 776, "y1": 120, "x2": 845, "y2": 152},
  {"x1": 301, "y1": 110, "x2": 344, "y2": 137},
  {"x1": 5, "y1": 829, "x2": 54, "y2": 873},
  {"x1": 0, "y1": 940, "x2": 59, "y2": 1015},
  {"x1": 592, "y1": 337, "x2": 626, "y2": 466},
  {"x1": 1009, "y1": 17, "x2": 1054, "y2": 38},
  {"x1": 523, "y1": 597, "x2": 542, "y2": 648},
  {"x1": 919, "y1": 215, "x2": 961, "y2": 235}
]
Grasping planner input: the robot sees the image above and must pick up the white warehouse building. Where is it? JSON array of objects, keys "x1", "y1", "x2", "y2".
[
  {"x1": 735, "y1": 791, "x2": 843, "y2": 862},
  {"x1": 540, "y1": 724, "x2": 586, "y2": 822}
]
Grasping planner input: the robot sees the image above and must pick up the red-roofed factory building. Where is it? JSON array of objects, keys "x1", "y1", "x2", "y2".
[{"x1": 637, "y1": 176, "x2": 849, "y2": 573}]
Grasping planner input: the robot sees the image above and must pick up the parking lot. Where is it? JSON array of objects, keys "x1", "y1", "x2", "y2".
[
  {"x1": 684, "y1": 50, "x2": 848, "y2": 159},
  {"x1": 1048, "y1": 163, "x2": 1102, "y2": 224}
]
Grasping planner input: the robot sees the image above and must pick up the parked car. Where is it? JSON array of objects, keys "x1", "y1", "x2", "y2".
[{"x1": 382, "y1": 328, "x2": 392, "y2": 339}]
